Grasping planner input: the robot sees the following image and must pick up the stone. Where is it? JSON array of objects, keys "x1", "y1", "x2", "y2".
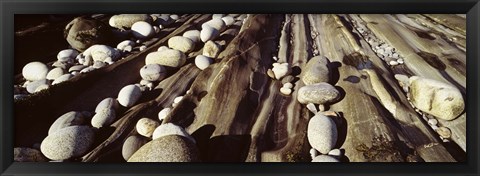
[
  {"x1": 281, "y1": 75, "x2": 295, "y2": 84},
  {"x1": 91, "y1": 108, "x2": 116, "y2": 128},
  {"x1": 22, "y1": 62, "x2": 49, "y2": 81},
  {"x1": 272, "y1": 62, "x2": 291, "y2": 80},
  {"x1": 194, "y1": 55, "x2": 213, "y2": 70},
  {"x1": 157, "y1": 46, "x2": 169, "y2": 52},
  {"x1": 122, "y1": 135, "x2": 148, "y2": 161},
  {"x1": 158, "y1": 108, "x2": 171, "y2": 121},
  {"x1": 139, "y1": 45, "x2": 147, "y2": 51},
  {"x1": 57, "y1": 49, "x2": 79, "y2": 63},
  {"x1": 327, "y1": 149, "x2": 342, "y2": 157},
  {"x1": 131, "y1": 21, "x2": 154, "y2": 39},
  {"x1": 389, "y1": 60, "x2": 399, "y2": 66},
  {"x1": 280, "y1": 87, "x2": 292, "y2": 95},
  {"x1": 117, "y1": 40, "x2": 136, "y2": 52},
  {"x1": 212, "y1": 14, "x2": 225, "y2": 19},
  {"x1": 152, "y1": 123, "x2": 196, "y2": 143},
  {"x1": 145, "y1": 49, "x2": 186, "y2": 68},
  {"x1": 436, "y1": 127, "x2": 452, "y2": 139},
  {"x1": 173, "y1": 96, "x2": 184, "y2": 104},
  {"x1": 128, "y1": 135, "x2": 200, "y2": 162},
  {"x1": 397, "y1": 58, "x2": 404, "y2": 64},
  {"x1": 26, "y1": 79, "x2": 48, "y2": 94},
  {"x1": 200, "y1": 25, "x2": 220, "y2": 42},
  {"x1": 80, "y1": 66, "x2": 96, "y2": 73},
  {"x1": 140, "y1": 64, "x2": 167, "y2": 82},
  {"x1": 93, "y1": 61, "x2": 107, "y2": 69},
  {"x1": 109, "y1": 14, "x2": 152, "y2": 29},
  {"x1": 52, "y1": 60, "x2": 71, "y2": 70},
  {"x1": 428, "y1": 118, "x2": 438, "y2": 126},
  {"x1": 202, "y1": 18, "x2": 226, "y2": 31},
  {"x1": 117, "y1": 84, "x2": 142, "y2": 107},
  {"x1": 182, "y1": 30, "x2": 201, "y2": 43},
  {"x1": 48, "y1": 111, "x2": 88, "y2": 135},
  {"x1": 52, "y1": 74, "x2": 73, "y2": 85},
  {"x1": 140, "y1": 79, "x2": 151, "y2": 86},
  {"x1": 68, "y1": 65, "x2": 87, "y2": 72},
  {"x1": 169, "y1": 14, "x2": 179, "y2": 20},
  {"x1": 40, "y1": 126, "x2": 95, "y2": 160},
  {"x1": 306, "y1": 103, "x2": 318, "y2": 114},
  {"x1": 311, "y1": 155, "x2": 340, "y2": 162},
  {"x1": 307, "y1": 113, "x2": 338, "y2": 154},
  {"x1": 34, "y1": 84, "x2": 49, "y2": 93},
  {"x1": 301, "y1": 56, "x2": 330, "y2": 85},
  {"x1": 14, "y1": 147, "x2": 48, "y2": 162},
  {"x1": 46, "y1": 68, "x2": 65, "y2": 80},
  {"x1": 203, "y1": 41, "x2": 221, "y2": 58},
  {"x1": 168, "y1": 36, "x2": 195, "y2": 53},
  {"x1": 297, "y1": 83, "x2": 340, "y2": 105},
  {"x1": 221, "y1": 16, "x2": 235, "y2": 26},
  {"x1": 408, "y1": 76, "x2": 464, "y2": 120},
  {"x1": 136, "y1": 118, "x2": 160, "y2": 138},
  {"x1": 83, "y1": 45, "x2": 121, "y2": 63},
  {"x1": 309, "y1": 148, "x2": 319, "y2": 158},
  {"x1": 283, "y1": 82, "x2": 293, "y2": 89},
  {"x1": 64, "y1": 17, "x2": 112, "y2": 51},
  {"x1": 152, "y1": 14, "x2": 172, "y2": 26},
  {"x1": 394, "y1": 74, "x2": 410, "y2": 89}
]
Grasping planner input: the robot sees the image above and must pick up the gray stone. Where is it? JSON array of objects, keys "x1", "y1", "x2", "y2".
[
  {"x1": 26, "y1": 79, "x2": 48, "y2": 94},
  {"x1": 48, "y1": 111, "x2": 88, "y2": 135},
  {"x1": 122, "y1": 135, "x2": 148, "y2": 161},
  {"x1": 95, "y1": 98, "x2": 119, "y2": 113},
  {"x1": 64, "y1": 17, "x2": 112, "y2": 51},
  {"x1": 200, "y1": 25, "x2": 220, "y2": 42},
  {"x1": 301, "y1": 56, "x2": 330, "y2": 85},
  {"x1": 52, "y1": 74, "x2": 73, "y2": 85},
  {"x1": 91, "y1": 108, "x2": 116, "y2": 128},
  {"x1": 307, "y1": 113, "x2": 338, "y2": 154},
  {"x1": 46, "y1": 68, "x2": 65, "y2": 80},
  {"x1": 140, "y1": 64, "x2": 167, "y2": 82},
  {"x1": 152, "y1": 123, "x2": 196, "y2": 143},
  {"x1": 22, "y1": 62, "x2": 49, "y2": 81},
  {"x1": 145, "y1": 49, "x2": 186, "y2": 68},
  {"x1": 311, "y1": 155, "x2": 340, "y2": 162},
  {"x1": 297, "y1": 83, "x2": 340, "y2": 105},
  {"x1": 14, "y1": 147, "x2": 48, "y2": 162},
  {"x1": 128, "y1": 135, "x2": 200, "y2": 162},
  {"x1": 108, "y1": 14, "x2": 153, "y2": 29},
  {"x1": 40, "y1": 126, "x2": 95, "y2": 160}
]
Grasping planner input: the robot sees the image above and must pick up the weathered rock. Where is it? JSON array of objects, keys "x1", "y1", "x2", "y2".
[
  {"x1": 272, "y1": 62, "x2": 291, "y2": 80},
  {"x1": 131, "y1": 21, "x2": 154, "y2": 39},
  {"x1": 168, "y1": 36, "x2": 195, "y2": 53},
  {"x1": 109, "y1": 14, "x2": 153, "y2": 29},
  {"x1": 14, "y1": 147, "x2": 48, "y2": 162},
  {"x1": 91, "y1": 108, "x2": 116, "y2": 128},
  {"x1": 194, "y1": 55, "x2": 213, "y2": 70},
  {"x1": 46, "y1": 68, "x2": 65, "y2": 80},
  {"x1": 203, "y1": 41, "x2": 221, "y2": 58},
  {"x1": 145, "y1": 49, "x2": 186, "y2": 68},
  {"x1": 40, "y1": 126, "x2": 95, "y2": 160},
  {"x1": 140, "y1": 64, "x2": 167, "y2": 82},
  {"x1": 202, "y1": 18, "x2": 226, "y2": 31},
  {"x1": 182, "y1": 30, "x2": 201, "y2": 43},
  {"x1": 136, "y1": 118, "x2": 160, "y2": 138},
  {"x1": 117, "y1": 84, "x2": 142, "y2": 107},
  {"x1": 298, "y1": 83, "x2": 340, "y2": 105},
  {"x1": 26, "y1": 79, "x2": 48, "y2": 94},
  {"x1": 128, "y1": 135, "x2": 200, "y2": 162},
  {"x1": 57, "y1": 49, "x2": 79, "y2": 63},
  {"x1": 83, "y1": 45, "x2": 121, "y2": 63},
  {"x1": 122, "y1": 135, "x2": 148, "y2": 161},
  {"x1": 408, "y1": 76, "x2": 464, "y2": 120},
  {"x1": 311, "y1": 155, "x2": 340, "y2": 162},
  {"x1": 52, "y1": 74, "x2": 73, "y2": 85},
  {"x1": 307, "y1": 114, "x2": 338, "y2": 154},
  {"x1": 152, "y1": 123, "x2": 196, "y2": 143},
  {"x1": 48, "y1": 111, "x2": 87, "y2": 135},
  {"x1": 64, "y1": 17, "x2": 112, "y2": 51},
  {"x1": 200, "y1": 25, "x2": 220, "y2": 42},
  {"x1": 22, "y1": 62, "x2": 49, "y2": 81},
  {"x1": 301, "y1": 56, "x2": 330, "y2": 85}
]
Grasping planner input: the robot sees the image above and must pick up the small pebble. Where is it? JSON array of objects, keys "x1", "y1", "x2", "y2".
[
  {"x1": 194, "y1": 55, "x2": 213, "y2": 70},
  {"x1": 306, "y1": 103, "x2": 318, "y2": 114},
  {"x1": 173, "y1": 96, "x2": 184, "y2": 104},
  {"x1": 389, "y1": 60, "x2": 399, "y2": 66},
  {"x1": 280, "y1": 87, "x2": 292, "y2": 95},
  {"x1": 266, "y1": 69, "x2": 275, "y2": 79},
  {"x1": 318, "y1": 104, "x2": 326, "y2": 112},
  {"x1": 436, "y1": 127, "x2": 451, "y2": 139},
  {"x1": 428, "y1": 118, "x2": 438, "y2": 126},
  {"x1": 310, "y1": 148, "x2": 318, "y2": 158},
  {"x1": 283, "y1": 82, "x2": 293, "y2": 89},
  {"x1": 139, "y1": 45, "x2": 147, "y2": 51},
  {"x1": 397, "y1": 59, "x2": 404, "y2": 64},
  {"x1": 327, "y1": 149, "x2": 342, "y2": 157},
  {"x1": 158, "y1": 108, "x2": 171, "y2": 121}
]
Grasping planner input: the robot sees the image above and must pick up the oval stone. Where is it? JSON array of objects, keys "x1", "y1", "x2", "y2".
[
  {"x1": 46, "y1": 68, "x2": 65, "y2": 80},
  {"x1": 95, "y1": 97, "x2": 119, "y2": 113},
  {"x1": 202, "y1": 41, "x2": 221, "y2": 58},
  {"x1": 301, "y1": 56, "x2": 330, "y2": 85},
  {"x1": 307, "y1": 114, "x2": 338, "y2": 154},
  {"x1": 131, "y1": 21, "x2": 154, "y2": 39},
  {"x1": 202, "y1": 18, "x2": 226, "y2": 31},
  {"x1": 57, "y1": 49, "x2": 79, "y2": 63},
  {"x1": 152, "y1": 123, "x2": 196, "y2": 143},
  {"x1": 200, "y1": 25, "x2": 220, "y2": 42},
  {"x1": 83, "y1": 45, "x2": 121, "y2": 63},
  {"x1": 122, "y1": 135, "x2": 149, "y2": 161},
  {"x1": 140, "y1": 64, "x2": 167, "y2": 82},
  {"x1": 311, "y1": 155, "x2": 340, "y2": 162},
  {"x1": 135, "y1": 118, "x2": 160, "y2": 138},
  {"x1": 109, "y1": 14, "x2": 152, "y2": 29},
  {"x1": 48, "y1": 111, "x2": 88, "y2": 135},
  {"x1": 145, "y1": 49, "x2": 186, "y2": 68},
  {"x1": 182, "y1": 30, "x2": 201, "y2": 43},
  {"x1": 168, "y1": 36, "x2": 195, "y2": 53},
  {"x1": 52, "y1": 74, "x2": 74, "y2": 85},
  {"x1": 26, "y1": 79, "x2": 48, "y2": 94},
  {"x1": 297, "y1": 83, "x2": 340, "y2": 105},
  {"x1": 64, "y1": 17, "x2": 113, "y2": 51},
  {"x1": 22, "y1": 62, "x2": 49, "y2": 81},
  {"x1": 117, "y1": 84, "x2": 142, "y2": 107},
  {"x1": 194, "y1": 55, "x2": 213, "y2": 70},
  {"x1": 91, "y1": 108, "x2": 116, "y2": 128},
  {"x1": 40, "y1": 126, "x2": 95, "y2": 160},
  {"x1": 128, "y1": 135, "x2": 200, "y2": 162}
]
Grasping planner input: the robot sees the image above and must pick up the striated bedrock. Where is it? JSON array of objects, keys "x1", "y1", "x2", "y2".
[
  {"x1": 128, "y1": 135, "x2": 200, "y2": 162},
  {"x1": 301, "y1": 55, "x2": 330, "y2": 85},
  {"x1": 408, "y1": 76, "x2": 465, "y2": 121}
]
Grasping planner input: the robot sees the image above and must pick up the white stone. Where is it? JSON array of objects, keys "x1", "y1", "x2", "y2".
[
  {"x1": 80, "y1": 66, "x2": 96, "y2": 73},
  {"x1": 182, "y1": 30, "x2": 201, "y2": 43},
  {"x1": 136, "y1": 118, "x2": 160, "y2": 138},
  {"x1": 169, "y1": 14, "x2": 179, "y2": 20},
  {"x1": 109, "y1": 14, "x2": 152, "y2": 29},
  {"x1": 307, "y1": 113, "x2": 338, "y2": 154},
  {"x1": 140, "y1": 64, "x2": 167, "y2": 82},
  {"x1": 83, "y1": 45, "x2": 121, "y2": 63},
  {"x1": 117, "y1": 84, "x2": 142, "y2": 107},
  {"x1": 153, "y1": 26, "x2": 160, "y2": 33},
  {"x1": 283, "y1": 82, "x2": 293, "y2": 89},
  {"x1": 168, "y1": 36, "x2": 195, "y2": 53},
  {"x1": 310, "y1": 148, "x2": 319, "y2": 158},
  {"x1": 91, "y1": 108, "x2": 116, "y2": 128},
  {"x1": 157, "y1": 46, "x2": 169, "y2": 52},
  {"x1": 311, "y1": 155, "x2": 340, "y2": 162},
  {"x1": 203, "y1": 41, "x2": 221, "y2": 58},
  {"x1": 280, "y1": 87, "x2": 292, "y2": 95},
  {"x1": 34, "y1": 84, "x2": 49, "y2": 92},
  {"x1": 428, "y1": 118, "x2": 438, "y2": 126},
  {"x1": 327, "y1": 149, "x2": 342, "y2": 157},
  {"x1": 221, "y1": 16, "x2": 235, "y2": 26},
  {"x1": 306, "y1": 103, "x2": 318, "y2": 114},
  {"x1": 152, "y1": 123, "x2": 196, "y2": 143},
  {"x1": 22, "y1": 62, "x2": 49, "y2": 81},
  {"x1": 46, "y1": 68, "x2": 65, "y2": 80},
  {"x1": 26, "y1": 79, "x2": 48, "y2": 94},
  {"x1": 272, "y1": 63, "x2": 291, "y2": 80},
  {"x1": 145, "y1": 49, "x2": 186, "y2": 68},
  {"x1": 117, "y1": 40, "x2": 135, "y2": 52},
  {"x1": 57, "y1": 49, "x2": 79, "y2": 63},
  {"x1": 212, "y1": 14, "x2": 225, "y2": 19},
  {"x1": 95, "y1": 97, "x2": 119, "y2": 113},
  {"x1": 93, "y1": 61, "x2": 106, "y2": 69},
  {"x1": 131, "y1": 21, "x2": 154, "y2": 39},
  {"x1": 397, "y1": 58, "x2": 404, "y2": 64},
  {"x1": 173, "y1": 96, "x2": 184, "y2": 104},
  {"x1": 52, "y1": 74, "x2": 73, "y2": 85},
  {"x1": 200, "y1": 25, "x2": 220, "y2": 42},
  {"x1": 194, "y1": 55, "x2": 213, "y2": 70},
  {"x1": 48, "y1": 111, "x2": 87, "y2": 135},
  {"x1": 139, "y1": 45, "x2": 147, "y2": 51},
  {"x1": 389, "y1": 60, "x2": 399, "y2": 66},
  {"x1": 301, "y1": 56, "x2": 330, "y2": 85},
  {"x1": 40, "y1": 126, "x2": 95, "y2": 160},
  {"x1": 158, "y1": 108, "x2": 171, "y2": 121}
]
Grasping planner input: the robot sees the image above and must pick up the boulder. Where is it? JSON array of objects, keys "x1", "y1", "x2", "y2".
[
  {"x1": 64, "y1": 17, "x2": 113, "y2": 51},
  {"x1": 301, "y1": 56, "x2": 330, "y2": 85},
  {"x1": 136, "y1": 118, "x2": 160, "y2": 138},
  {"x1": 145, "y1": 49, "x2": 186, "y2": 68},
  {"x1": 307, "y1": 114, "x2": 338, "y2": 154},
  {"x1": 128, "y1": 135, "x2": 200, "y2": 162},
  {"x1": 22, "y1": 62, "x2": 49, "y2": 81},
  {"x1": 297, "y1": 83, "x2": 340, "y2": 105},
  {"x1": 40, "y1": 126, "x2": 95, "y2": 160}
]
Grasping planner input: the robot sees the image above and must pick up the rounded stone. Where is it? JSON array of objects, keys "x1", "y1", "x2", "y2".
[
  {"x1": 22, "y1": 62, "x2": 49, "y2": 81},
  {"x1": 152, "y1": 123, "x2": 196, "y2": 143},
  {"x1": 280, "y1": 87, "x2": 292, "y2": 95},
  {"x1": 297, "y1": 83, "x2": 340, "y2": 105},
  {"x1": 272, "y1": 62, "x2": 291, "y2": 80},
  {"x1": 301, "y1": 56, "x2": 330, "y2": 85},
  {"x1": 122, "y1": 135, "x2": 149, "y2": 161},
  {"x1": 212, "y1": 14, "x2": 226, "y2": 19},
  {"x1": 157, "y1": 46, "x2": 169, "y2": 52},
  {"x1": 64, "y1": 17, "x2": 113, "y2": 51},
  {"x1": 91, "y1": 108, "x2": 116, "y2": 128},
  {"x1": 140, "y1": 64, "x2": 167, "y2": 82},
  {"x1": 93, "y1": 61, "x2": 107, "y2": 69},
  {"x1": 136, "y1": 118, "x2": 160, "y2": 138},
  {"x1": 203, "y1": 41, "x2": 221, "y2": 58},
  {"x1": 52, "y1": 74, "x2": 74, "y2": 85},
  {"x1": 169, "y1": 14, "x2": 179, "y2": 20},
  {"x1": 168, "y1": 36, "x2": 195, "y2": 53},
  {"x1": 117, "y1": 40, "x2": 136, "y2": 52},
  {"x1": 158, "y1": 108, "x2": 171, "y2": 121},
  {"x1": 48, "y1": 111, "x2": 88, "y2": 135},
  {"x1": 309, "y1": 148, "x2": 319, "y2": 158},
  {"x1": 40, "y1": 126, "x2": 95, "y2": 160},
  {"x1": 145, "y1": 49, "x2": 186, "y2": 68},
  {"x1": 68, "y1": 65, "x2": 87, "y2": 72},
  {"x1": 307, "y1": 113, "x2": 338, "y2": 154},
  {"x1": 182, "y1": 30, "x2": 201, "y2": 43},
  {"x1": 83, "y1": 45, "x2": 121, "y2": 63},
  {"x1": 408, "y1": 76, "x2": 464, "y2": 121},
  {"x1": 202, "y1": 18, "x2": 226, "y2": 31},
  {"x1": 194, "y1": 55, "x2": 213, "y2": 70},
  {"x1": 14, "y1": 147, "x2": 48, "y2": 162},
  {"x1": 221, "y1": 16, "x2": 235, "y2": 26},
  {"x1": 200, "y1": 25, "x2": 220, "y2": 42},
  {"x1": 57, "y1": 49, "x2": 79, "y2": 63},
  {"x1": 127, "y1": 135, "x2": 200, "y2": 162},
  {"x1": 428, "y1": 118, "x2": 438, "y2": 126},
  {"x1": 117, "y1": 84, "x2": 142, "y2": 107},
  {"x1": 46, "y1": 68, "x2": 65, "y2": 80},
  {"x1": 283, "y1": 82, "x2": 293, "y2": 89},
  {"x1": 436, "y1": 127, "x2": 452, "y2": 139},
  {"x1": 327, "y1": 149, "x2": 342, "y2": 157},
  {"x1": 131, "y1": 21, "x2": 154, "y2": 39},
  {"x1": 26, "y1": 79, "x2": 48, "y2": 94},
  {"x1": 109, "y1": 14, "x2": 153, "y2": 29},
  {"x1": 311, "y1": 155, "x2": 340, "y2": 162}
]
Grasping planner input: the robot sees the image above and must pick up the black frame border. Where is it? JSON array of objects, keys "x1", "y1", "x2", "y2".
[{"x1": 1, "y1": 0, "x2": 479, "y2": 175}]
